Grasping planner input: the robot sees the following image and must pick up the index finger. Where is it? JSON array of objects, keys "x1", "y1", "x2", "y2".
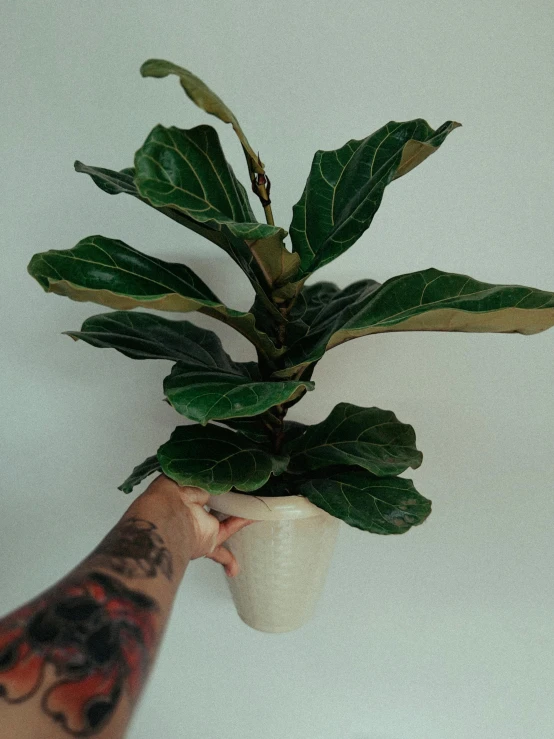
[{"x1": 216, "y1": 516, "x2": 257, "y2": 546}]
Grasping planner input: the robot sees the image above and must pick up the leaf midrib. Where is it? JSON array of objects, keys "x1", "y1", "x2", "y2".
[{"x1": 309, "y1": 123, "x2": 406, "y2": 263}]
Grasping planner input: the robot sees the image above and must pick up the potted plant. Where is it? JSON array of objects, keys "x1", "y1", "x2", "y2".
[{"x1": 28, "y1": 60, "x2": 554, "y2": 633}]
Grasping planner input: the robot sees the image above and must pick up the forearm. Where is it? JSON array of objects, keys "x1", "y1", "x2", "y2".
[{"x1": 0, "y1": 484, "x2": 193, "y2": 739}]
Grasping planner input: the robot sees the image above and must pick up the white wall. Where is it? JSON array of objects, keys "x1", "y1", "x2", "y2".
[{"x1": 2, "y1": 2, "x2": 553, "y2": 738}]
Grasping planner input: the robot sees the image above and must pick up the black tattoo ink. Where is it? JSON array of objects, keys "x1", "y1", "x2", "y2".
[{"x1": 92, "y1": 518, "x2": 173, "y2": 581}]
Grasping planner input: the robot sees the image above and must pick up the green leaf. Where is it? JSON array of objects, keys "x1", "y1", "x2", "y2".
[
  {"x1": 135, "y1": 125, "x2": 259, "y2": 232},
  {"x1": 216, "y1": 416, "x2": 271, "y2": 445},
  {"x1": 282, "y1": 420, "x2": 309, "y2": 443},
  {"x1": 75, "y1": 163, "x2": 295, "y2": 320},
  {"x1": 119, "y1": 456, "x2": 161, "y2": 494},
  {"x1": 134, "y1": 124, "x2": 296, "y2": 294},
  {"x1": 290, "y1": 119, "x2": 460, "y2": 276},
  {"x1": 74, "y1": 161, "x2": 137, "y2": 195},
  {"x1": 65, "y1": 311, "x2": 235, "y2": 362},
  {"x1": 286, "y1": 280, "x2": 380, "y2": 346},
  {"x1": 140, "y1": 58, "x2": 262, "y2": 170},
  {"x1": 74, "y1": 161, "x2": 249, "y2": 249},
  {"x1": 157, "y1": 424, "x2": 289, "y2": 494},
  {"x1": 286, "y1": 403, "x2": 422, "y2": 476},
  {"x1": 163, "y1": 348, "x2": 314, "y2": 425},
  {"x1": 244, "y1": 473, "x2": 299, "y2": 498},
  {"x1": 218, "y1": 417, "x2": 307, "y2": 446},
  {"x1": 165, "y1": 367, "x2": 313, "y2": 425},
  {"x1": 273, "y1": 279, "x2": 381, "y2": 377},
  {"x1": 274, "y1": 269, "x2": 554, "y2": 377},
  {"x1": 27, "y1": 235, "x2": 278, "y2": 356},
  {"x1": 298, "y1": 470, "x2": 431, "y2": 534}
]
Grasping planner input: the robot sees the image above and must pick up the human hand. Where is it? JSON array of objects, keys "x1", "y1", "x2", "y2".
[{"x1": 141, "y1": 475, "x2": 256, "y2": 577}]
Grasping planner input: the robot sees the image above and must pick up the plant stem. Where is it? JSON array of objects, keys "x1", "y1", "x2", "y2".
[
  {"x1": 249, "y1": 154, "x2": 275, "y2": 226},
  {"x1": 277, "y1": 323, "x2": 286, "y2": 346},
  {"x1": 263, "y1": 202, "x2": 275, "y2": 226},
  {"x1": 257, "y1": 173, "x2": 274, "y2": 225},
  {"x1": 247, "y1": 155, "x2": 296, "y2": 451},
  {"x1": 271, "y1": 404, "x2": 287, "y2": 454}
]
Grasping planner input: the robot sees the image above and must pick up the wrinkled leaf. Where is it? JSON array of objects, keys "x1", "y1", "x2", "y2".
[
  {"x1": 286, "y1": 403, "x2": 422, "y2": 476},
  {"x1": 274, "y1": 269, "x2": 554, "y2": 377},
  {"x1": 27, "y1": 235, "x2": 278, "y2": 356},
  {"x1": 140, "y1": 58, "x2": 261, "y2": 170},
  {"x1": 290, "y1": 119, "x2": 460, "y2": 275},
  {"x1": 298, "y1": 470, "x2": 431, "y2": 533},
  {"x1": 157, "y1": 424, "x2": 289, "y2": 493},
  {"x1": 119, "y1": 456, "x2": 161, "y2": 494}
]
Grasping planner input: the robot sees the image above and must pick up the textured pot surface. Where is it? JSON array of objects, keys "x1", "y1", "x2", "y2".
[{"x1": 207, "y1": 493, "x2": 341, "y2": 633}]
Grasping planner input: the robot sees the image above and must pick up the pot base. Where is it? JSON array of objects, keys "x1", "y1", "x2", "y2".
[{"x1": 208, "y1": 497, "x2": 340, "y2": 633}]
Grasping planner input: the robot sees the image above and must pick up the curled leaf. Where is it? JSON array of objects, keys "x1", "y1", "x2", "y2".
[{"x1": 140, "y1": 58, "x2": 262, "y2": 171}]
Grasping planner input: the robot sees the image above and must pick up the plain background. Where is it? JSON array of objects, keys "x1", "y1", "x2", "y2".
[{"x1": 1, "y1": 2, "x2": 553, "y2": 738}]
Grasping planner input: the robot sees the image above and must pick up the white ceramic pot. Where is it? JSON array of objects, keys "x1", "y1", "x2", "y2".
[{"x1": 207, "y1": 492, "x2": 341, "y2": 633}]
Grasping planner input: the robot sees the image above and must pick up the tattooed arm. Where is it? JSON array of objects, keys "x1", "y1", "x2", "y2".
[{"x1": 0, "y1": 476, "x2": 253, "y2": 738}]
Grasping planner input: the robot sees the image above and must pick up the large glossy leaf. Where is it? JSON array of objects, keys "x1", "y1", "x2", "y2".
[
  {"x1": 157, "y1": 424, "x2": 289, "y2": 493},
  {"x1": 66, "y1": 311, "x2": 314, "y2": 428},
  {"x1": 165, "y1": 364, "x2": 313, "y2": 425},
  {"x1": 66, "y1": 311, "x2": 238, "y2": 362},
  {"x1": 76, "y1": 156, "x2": 297, "y2": 298},
  {"x1": 286, "y1": 403, "x2": 422, "y2": 475},
  {"x1": 134, "y1": 124, "x2": 297, "y2": 291},
  {"x1": 140, "y1": 58, "x2": 262, "y2": 170},
  {"x1": 135, "y1": 125, "x2": 257, "y2": 231},
  {"x1": 298, "y1": 470, "x2": 431, "y2": 534},
  {"x1": 274, "y1": 269, "x2": 554, "y2": 377},
  {"x1": 129, "y1": 317, "x2": 313, "y2": 424},
  {"x1": 74, "y1": 160, "x2": 247, "y2": 248},
  {"x1": 27, "y1": 235, "x2": 278, "y2": 356},
  {"x1": 119, "y1": 456, "x2": 161, "y2": 494},
  {"x1": 290, "y1": 119, "x2": 460, "y2": 276}
]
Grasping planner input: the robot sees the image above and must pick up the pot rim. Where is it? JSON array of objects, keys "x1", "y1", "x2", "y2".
[{"x1": 206, "y1": 491, "x2": 331, "y2": 521}]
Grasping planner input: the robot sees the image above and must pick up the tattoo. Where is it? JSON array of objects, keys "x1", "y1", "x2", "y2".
[
  {"x1": 0, "y1": 571, "x2": 158, "y2": 736},
  {"x1": 92, "y1": 518, "x2": 173, "y2": 581}
]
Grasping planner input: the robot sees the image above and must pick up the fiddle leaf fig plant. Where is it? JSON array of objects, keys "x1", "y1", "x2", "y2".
[{"x1": 28, "y1": 59, "x2": 554, "y2": 535}]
